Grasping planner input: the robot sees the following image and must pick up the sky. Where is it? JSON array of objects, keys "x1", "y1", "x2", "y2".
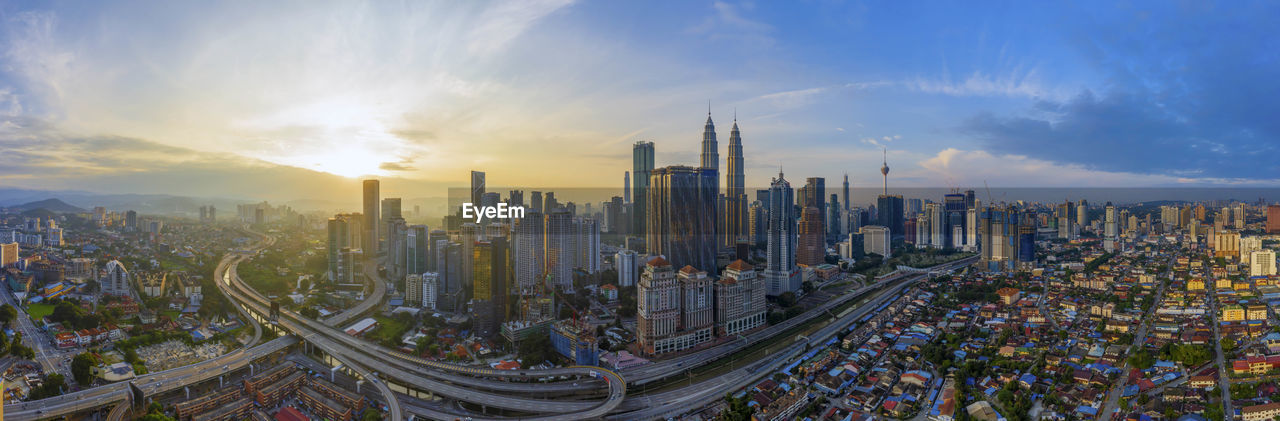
[{"x1": 1, "y1": 0, "x2": 1278, "y2": 203}]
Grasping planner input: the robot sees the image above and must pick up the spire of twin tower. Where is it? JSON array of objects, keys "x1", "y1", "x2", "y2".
[{"x1": 700, "y1": 103, "x2": 744, "y2": 198}]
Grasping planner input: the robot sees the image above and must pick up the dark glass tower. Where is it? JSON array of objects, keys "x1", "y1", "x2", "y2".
[
  {"x1": 632, "y1": 141, "x2": 655, "y2": 237},
  {"x1": 646, "y1": 165, "x2": 718, "y2": 276}
]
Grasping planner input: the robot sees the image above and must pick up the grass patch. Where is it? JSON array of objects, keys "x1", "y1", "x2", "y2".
[
  {"x1": 368, "y1": 316, "x2": 412, "y2": 347},
  {"x1": 26, "y1": 303, "x2": 55, "y2": 320}
]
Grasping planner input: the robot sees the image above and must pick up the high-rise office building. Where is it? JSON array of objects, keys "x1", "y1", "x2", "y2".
[
  {"x1": 715, "y1": 260, "x2": 766, "y2": 336},
  {"x1": 978, "y1": 206, "x2": 1033, "y2": 271},
  {"x1": 421, "y1": 272, "x2": 438, "y2": 310},
  {"x1": 763, "y1": 171, "x2": 799, "y2": 296},
  {"x1": 1241, "y1": 236, "x2": 1264, "y2": 265},
  {"x1": 637, "y1": 257, "x2": 711, "y2": 356},
  {"x1": 327, "y1": 213, "x2": 363, "y2": 282},
  {"x1": 748, "y1": 202, "x2": 766, "y2": 246},
  {"x1": 386, "y1": 218, "x2": 408, "y2": 281},
  {"x1": 723, "y1": 116, "x2": 746, "y2": 248},
  {"x1": 797, "y1": 206, "x2": 825, "y2": 267},
  {"x1": 470, "y1": 171, "x2": 486, "y2": 208},
  {"x1": 624, "y1": 171, "x2": 631, "y2": 205},
  {"x1": 545, "y1": 209, "x2": 577, "y2": 292},
  {"x1": 102, "y1": 259, "x2": 130, "y2": 296},
  {"x1": 633, "y1": 141, "x2": 655, "y2": 237},
  {"x1": 530, "y1": 191, "x2": 544, "y2": 214},
  {"x1": 362, "y1": 179, "x2": 380, "y2": 262},
  {"x1": 604, "y1": 196, "x2": 625, "y2": 234},
  {"x1": 576, "y1": 217, "x2": 601, "y2": 274},
  {"x1": 0, "y1": 242, "x2": 17, "y2": 267},
  {"x1": 944, "y1": 193, "x2": 966, "y2": 248},
  {"x1": 544, "y1": 192, "x2": 558, "y2": 213},
  {"x1": 861, "y1": 225, "x2": 891, "y2": 258},
  {"x1": 877, "y1": 195, "x2": 904, "y2": 241},
  {"x1": 677, "y1": 265, "x2": 714, "y2": 339},
  {"x1": 512, "y1": 210, "x2": 544, "y2": 293},
  {"x1": 406, "y1": 273, "x2": 422, "y2": 306},
  {"x1": 827, "y1": 194, "x2": 842, "y2": 238},
  {"x1": 508, "y1": 190, "x2": 524, "y2": 207},
  {"x1": 125, "y1": 210, "x2": 138, "y2": 231},
  {"x1": 1077, "y1": 200, "x2": 1089, "y2": 229},
  {"x1": 798, "y1": 177, "x2": 826, "y2": 234},
  {"x1": 1104, "y1": 202, "x2": 1118, "y2": 241},
  {"x1": 646, "y1": 165, "x2": 718, "y2": 276},
  {"x1": 914, "y1": 214, "x2": 929, "y2": 247},
  {"x1": 435, "y1": 241, "x2": 463, "y2": 312},
  {"x1": 842, "y1": 174, "x2": 850, "y2": 211},
  {"x1": 1251, "y1": 250, "x2": 1277, "y2": 277},
  {"x1": 471, "y1": 238, "x2": 508, "y2": 335},
  {"x1": 406, "y1": 225, "x2": 429, "y2": 276},
  {"x1": 382, "y1": 198, "x2": 402, "y2": 221},
  {"x1": 1268, "y1": 205, "x2": 1280, "y2": 234},
  {"x1": 616, "y1": 249, "x2": 638, "y2": 287}
]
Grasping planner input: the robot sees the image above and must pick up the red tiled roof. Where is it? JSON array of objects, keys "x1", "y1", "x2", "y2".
[
  {"x1": 275, "y1": 406, "x2": 309, "y2": 421},
  {"x1": 727, "y1": 259, "x2": 753, "y2": 272}
]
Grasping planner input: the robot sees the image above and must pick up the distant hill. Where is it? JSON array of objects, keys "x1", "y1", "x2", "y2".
[{"x1": 11, "y1": 198, "x2": 85, "y2": 213}]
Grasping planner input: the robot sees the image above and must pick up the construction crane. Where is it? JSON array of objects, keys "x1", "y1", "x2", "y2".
[{"x1": 984, "y1": 180, "x2": 993, "y2": 206}]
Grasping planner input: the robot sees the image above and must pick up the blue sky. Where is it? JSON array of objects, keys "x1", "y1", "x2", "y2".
[{"x1": 0, "y1": 0, "x2": 1277, "y2": 200}]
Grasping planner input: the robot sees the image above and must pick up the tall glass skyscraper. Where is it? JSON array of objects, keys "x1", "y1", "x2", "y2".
[
  {"x1": 632, "y1": 141, "x2": 655, "y2": 237},
  {"x1": 646, "y1": 165, "x2": 718, "y2": 276},
  {"x1": 723, "y1": 117, "x2": 746, "y2": 248},
  {"x1": 362, "y1": 179, "x2": 379, "y2": 262},
  {"x1": 763, "y1": 171, "x2": 799, "y2": 295}
]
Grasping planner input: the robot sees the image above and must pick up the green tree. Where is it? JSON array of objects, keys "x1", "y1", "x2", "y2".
[
  {"x1": 71, "y1": 352, "x2": 99, "y2": 385},
  {"x1": 362, "y1": 409, "x2": 383, "y2": 421},
  {"x1": 0, "y1": 304, "x2": 16, "y2": 325}
]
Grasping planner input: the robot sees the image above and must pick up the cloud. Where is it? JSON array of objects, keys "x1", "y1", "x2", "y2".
[
  {"x1": 379, "y1": 158, "x2": 416, "y2": 172},
  {"x1": 467, "y1": 0, "x2": 575, "y2": 56},
  {"x1": 917, "y1": 148, "x2": 1279, "y2": 187},
  {"x1": 961, "y1": 87, "x2": 1280, "y2": 180},
  {"x1": 687, "y1": 1, "x2": 775, "y2": 48},
  {"x1": 956, "y1": 3, "x2": 1280, "y2": 182},
  {"x1": 906, "y1": 67, "x2": 1057, "y2": 99}
]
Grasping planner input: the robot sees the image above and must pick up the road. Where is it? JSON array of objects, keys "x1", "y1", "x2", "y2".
[
  {"x1": 1209, "y1": 284, "x2": 1234, "y2": 420},
  {"x1": 609, "y1": 261, "x2": 972, "y2": 419},
  {"x1": 1099, "y1": 266, "x2": 1169, "y2": 419},
  {"x1": 0, "y1": 281, "x2": 75, "y2": 382},
  {"x1": 622, "y1": 255, "x2": 978, "y2": 386},
  {"x1": 221, "y1": 232, "x2": 627, "y2": 420}
]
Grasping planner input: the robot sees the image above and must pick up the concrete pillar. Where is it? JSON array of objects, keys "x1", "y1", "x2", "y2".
[
  {"x1": 219, "y1": 376, "x2": 223, "y2": 388},
  {"x1": 356, "y1": 380, "x2": 363, "y2": 393},
  {"x1": 184, "y1": 386, "x2": 190, "y2": 399},
  {"x1": 250, "y1": 363, "x2": 254, "y2": 376}
]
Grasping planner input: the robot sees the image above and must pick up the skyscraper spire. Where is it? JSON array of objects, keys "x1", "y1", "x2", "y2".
[
  {"x1": 700, "y1": 105, "x2": 718, "y2": 171},
  {"x1": 842, "y1": 173, "x2": 850, "y2": 211},
  {"x1": 880, "y1": 148, "x2": 890, "y2": 196}
]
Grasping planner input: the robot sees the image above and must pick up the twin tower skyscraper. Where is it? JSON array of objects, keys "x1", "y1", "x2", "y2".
[{"x1": 631, "y1": 106, "x2": 747, "y2": 277}]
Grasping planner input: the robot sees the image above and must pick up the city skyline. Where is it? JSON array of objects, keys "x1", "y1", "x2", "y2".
[{"x1": 1, "y1": 1, "x2": 1279, "y2": 203}]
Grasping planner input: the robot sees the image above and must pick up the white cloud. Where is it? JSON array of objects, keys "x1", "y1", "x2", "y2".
[
  {"x1": 916, "y1": 148, "x2": 1280, "y2": 187},
  {"x1": 467, "y1": 0, "x2": 575, "y2": 56},
  {"x1": 906, "y1": 66, "x2": 1060, "y2": 99}
]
